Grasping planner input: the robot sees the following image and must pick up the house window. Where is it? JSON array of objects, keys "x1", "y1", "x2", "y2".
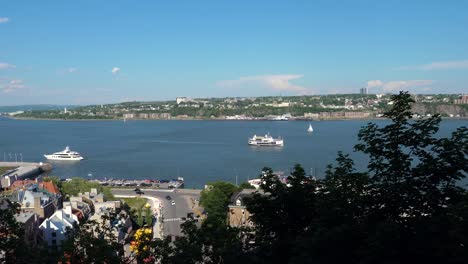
[
  {"x1": 52, "y1": 239, "x2": 56, "y2": 245},
  {"x1": 51, "y1": 232, "x2": 56, "y2": 237}
]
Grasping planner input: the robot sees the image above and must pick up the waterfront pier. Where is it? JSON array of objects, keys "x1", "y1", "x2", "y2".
[{"x1": 0, "y1": 161, "x2": 52, "y2": 189}]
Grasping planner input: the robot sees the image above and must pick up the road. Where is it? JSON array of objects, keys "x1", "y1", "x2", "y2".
[{"x1": 111, "y1": 188, "x2": 201, "y2": 237}]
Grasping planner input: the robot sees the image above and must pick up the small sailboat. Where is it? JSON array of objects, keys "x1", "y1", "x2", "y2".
[{"x1": 307, "y1": 123, "x2": 313, "y2": 133}]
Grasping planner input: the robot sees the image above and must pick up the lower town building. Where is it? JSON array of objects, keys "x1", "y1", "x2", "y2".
[{"x1": 227, "y1": 189, "x2": 257, "y2": 227}]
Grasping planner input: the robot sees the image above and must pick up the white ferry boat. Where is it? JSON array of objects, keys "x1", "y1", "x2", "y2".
[
  {"x1": 248, "y1": 134, "x2": 284, "y2": 146},
  {"x1": 44, "y1": 146, "x2": 84, "y2": 161}
]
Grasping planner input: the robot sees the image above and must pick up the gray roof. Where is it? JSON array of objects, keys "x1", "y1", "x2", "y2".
[
  {"x1": 14, "y1": 212, "x2": 36, "y2": 223},
  {"x1": 229, "y1": 189, "x2": 258, "y2": 205}
]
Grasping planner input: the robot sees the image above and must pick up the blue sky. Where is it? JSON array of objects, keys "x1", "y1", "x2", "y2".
[{"x1": 0, "y1": 0, "x2": 467, "y2": 105}]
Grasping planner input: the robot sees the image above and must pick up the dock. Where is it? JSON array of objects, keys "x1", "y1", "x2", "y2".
[{"x1": 0, "y1": 162, "x2": 52, "y2": 189}]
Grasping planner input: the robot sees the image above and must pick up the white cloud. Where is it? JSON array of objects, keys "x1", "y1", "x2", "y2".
[
  {"x1": 1, "y1": 79, "x2": 25, "y2": 93},
  {"x1": 0, "y1": 17, "x2": 9, "y2": 24},
  {"x1": 111, "y1": 67, "x2": 121, "y2": 75},
  {"x1": 396, "y1": 60, "x2": 468, "y2": 70},
  {"x1": 366, "y1": 80, "x2": 383, "y2": 88},
  {"x1": 217, "y1": 74, "x2": 310, "y2": 94},
  {"x1": 67, "y1": 67, "x2": 78, "y2": 73},
  {"x1": 366, "y1": 79, "x2": 434, "y2": 92},
  {"x1": 0, "y1": 62, "x2": 15, "y2": 70}
]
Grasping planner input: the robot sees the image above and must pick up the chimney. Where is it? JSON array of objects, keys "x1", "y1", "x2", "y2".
[
  {"x1": 34, "y1": 196, "x2": 44, "y2": 218},
  {"x1": 64, "y1": 205, "x2": 72, "y2": 217}
]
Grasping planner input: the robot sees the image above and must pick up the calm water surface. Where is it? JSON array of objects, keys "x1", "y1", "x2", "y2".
[{"x1": 0, "y1": 117, "x2": 465, "y2": 188}]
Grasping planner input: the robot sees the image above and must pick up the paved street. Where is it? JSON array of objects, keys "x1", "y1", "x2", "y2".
[{"x1": 111, "y1": 188, "x2": 201, "y2": 237}]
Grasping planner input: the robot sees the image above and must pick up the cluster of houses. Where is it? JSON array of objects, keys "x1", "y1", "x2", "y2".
[{"x1": 0, "y1": 176, "x2": 135, "y2": 252}]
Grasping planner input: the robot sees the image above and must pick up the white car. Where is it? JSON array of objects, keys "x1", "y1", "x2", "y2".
[{"x1": 171, "y1": 200, "x2": 175, "y2": 205}]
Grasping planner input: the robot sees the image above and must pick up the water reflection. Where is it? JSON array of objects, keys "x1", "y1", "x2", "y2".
[{"x1": 249, "y1": 146, "x2": 284, "y2": 152}]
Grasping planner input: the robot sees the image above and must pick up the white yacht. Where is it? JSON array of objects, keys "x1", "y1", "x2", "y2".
[
  {"x1": 44, "y1": 146, "x2": 84, "y2": 161},
  {"x1": 307, "y1": 123, "x2": 314, "y2": 133},
  {"x1": 248, "y1": 134, "x2": 284, "y2": 146}
]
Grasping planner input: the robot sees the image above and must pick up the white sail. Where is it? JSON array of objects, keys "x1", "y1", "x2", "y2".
[{"x1": 307, "y1": 123, "x2": 313, "y2": 133}]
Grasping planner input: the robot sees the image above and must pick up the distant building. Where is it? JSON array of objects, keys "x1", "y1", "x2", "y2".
[
  {"x1": 344, "y1": 112, "x2": 371, "y2": 119},
  {"x1": 123, "y1": 113, "x2": 135, "y2": 119},
  {"x1": 454, "y1": 95, "x2": 468, "y2": 104},
  {"x1": 138, "y1": 113, "x2": 149, "y2": 119},
  {"x1": 176, "y1": 97, "x2": 191, "y2": 104},
  {"x1": 304, "y1": 113, "x2": 319, "y2": 119},
  {"x1": 360, "y1": 87, "x2": 368, "y2": 95}
]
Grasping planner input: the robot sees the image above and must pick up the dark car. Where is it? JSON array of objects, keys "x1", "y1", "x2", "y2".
[
  {"x1": 165, "y1": 195, "x2": 171, "y2": 200},
  {"x1": 134, "y1": 188, "x2": 141, "y2": 192},
  {"x1": 136, "y1": 190, "x2": 144, "y2": 195}
]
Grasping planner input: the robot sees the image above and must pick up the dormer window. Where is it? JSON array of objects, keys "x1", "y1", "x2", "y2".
[{"x1": 236, "y1": 199, "x2": 242, "y2": 206}]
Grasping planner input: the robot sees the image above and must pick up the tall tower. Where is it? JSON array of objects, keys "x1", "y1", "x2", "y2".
[{"x1": 360, "y1": 87, "x2": 368, "y2": 95}]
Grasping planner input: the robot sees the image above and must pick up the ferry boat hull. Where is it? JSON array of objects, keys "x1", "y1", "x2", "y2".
[{"x1": 44, "y1": 155, "x2": 84, "y2": 161}]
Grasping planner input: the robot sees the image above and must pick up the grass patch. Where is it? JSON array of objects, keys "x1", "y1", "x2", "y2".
[
  {"x1": 0, "y1": 166, "x2": 17, "y2": 175},
  {"x1": 121, "y1": 197, "x2": 147, "y2": 210},
  {"x1": 61, "y1": 177, "x2": 115, "y2": 201}
]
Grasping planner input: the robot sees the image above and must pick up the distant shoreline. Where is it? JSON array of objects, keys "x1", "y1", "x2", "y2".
[{"x1": 4, "y1": 115, "x2": 467, "y2": 122}]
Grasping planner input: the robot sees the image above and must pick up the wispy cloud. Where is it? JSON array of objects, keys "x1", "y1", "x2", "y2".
[
  {"x1": 111, "y1": 67, "x2": 121, "y2": 75},
  {"x1": 0, "y1": 17, "x2": 9, "y2": 24},
  {"x1": 217, "y1": 74, "x2": 311, "y2": 94},
  {"x1": 1, "y1": 79, "x2": 25, "y2": 93},
  {"x1": 67, "y1": 67, "x2": 78, "y2": 73},
  {"x1": 396, "y1": 60, "x2": 468, "y2": 70},
  {"x1": 0, "y1": 62, "x2": 16, "y2": 70},
  {"x1": 366, "y1": 79, "x2": 434, "y2": 92}
]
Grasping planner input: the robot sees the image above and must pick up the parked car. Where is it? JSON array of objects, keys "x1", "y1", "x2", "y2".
[
  {"x1": 136, "y1": 190, "x2": 144, "y2": 195},
  {"x1": 171, "y1": 200, "x2": 175, "y2": 205},
  {"x1": 165, "y1": 195, "x2": 171, "y2": 200}
]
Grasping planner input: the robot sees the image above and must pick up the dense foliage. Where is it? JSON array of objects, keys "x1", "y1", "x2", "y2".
[
  {"x1": 199, "y1": 181, "x2": 240, "y2": 223},
  {"x1": 0, "y1": 201, "x2": 24, "y2": 263}
]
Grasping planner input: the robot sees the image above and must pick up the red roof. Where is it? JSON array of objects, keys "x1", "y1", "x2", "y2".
[
  {"x1": 9, "y1": 179, "x2": 36, "y2": 190},
  {"x1": 42, "y1": 181, "x2": 60, "y2": 194},
  {"x1": 72, "y1": 208, "x2": 84, "y2": 221}
]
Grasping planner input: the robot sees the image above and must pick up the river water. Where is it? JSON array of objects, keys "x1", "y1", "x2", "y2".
[{"x1": 0, "y1": 117, "x2": 465, "y2": 188}]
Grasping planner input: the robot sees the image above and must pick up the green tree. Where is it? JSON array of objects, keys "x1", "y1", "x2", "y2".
[
  {"x1": 137, "y1": 208, "x2": 144, "y2": 227},
  {"x1": 244, "y1": 165, "x2": 319, "y2": 264},
  {"x1": 238, "y1": 182, "x2": 255, "y2": 190},
  {"x1": 61, "y1": 214, "x2": 129, "y2": 264},
  {"x1": 0, "y1": 201, "x2": 24, "y2": 263},
  {"x1": 145, "y1": 206, "x2": 152, "y2": 227},
  {"x1": 149, "y1": 214, "x2": 249, "y2": 264},
  {"x1": 200, "y1": 181, "x2": 239, "y2": 223},
  {"x1": 350, "y1": 91, "x2": 468, "y2": 263}
]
